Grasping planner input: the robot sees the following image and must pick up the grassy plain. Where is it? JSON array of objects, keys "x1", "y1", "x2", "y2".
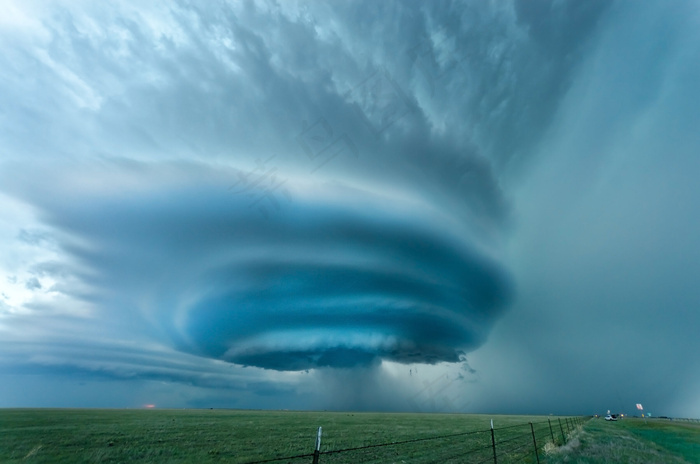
[
  {"x1": 6, "y1": 409, "x2": 696, "y2": 463},
  {"x1": 1, "y1": 409, "x2": 571, "y2": 463},
  {"x1": 542, "y1": 417, "x2": 700, "y2": 464}
]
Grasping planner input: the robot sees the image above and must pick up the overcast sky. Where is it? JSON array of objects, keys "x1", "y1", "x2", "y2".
[{"x1": 1, "y1": 0, "x2": 699, "y2": 418}]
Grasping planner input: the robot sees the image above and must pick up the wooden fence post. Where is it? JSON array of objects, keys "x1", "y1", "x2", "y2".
[
  {"x1": 490, "y1": 419, "x2": 497, "y2": 464},
  {"x1": 312, "y1": 426, "x2": 322, "y2": 464}
]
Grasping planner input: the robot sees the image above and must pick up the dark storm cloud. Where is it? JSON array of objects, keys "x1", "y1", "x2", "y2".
[
  {"x1": 462, "y1": 0, "x2": 700, "y2": 417},
  {"x1": 0, "y1": 0, "x2": 583, "y2": 230},
  {"x1": 1, "y1": 160, "x2": 511, "y2": 371},
  {"x1": 3, "y1": 0, "x2": 698, "y2": 417},
  {"x1": 4, "y1": 339, "x2": 216, "y2": 387},
  {"x1": 0, "y1": 0, "x2": 543, "y2": 386},
  {"x1": 0, "y1": 322, "x2": 301, "y2": 409}
]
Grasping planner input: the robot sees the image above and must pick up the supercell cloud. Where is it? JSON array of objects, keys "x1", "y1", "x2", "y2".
[
  {"x1": 1, "y1": 0, "x2": 700, "y2": 416},
  {"x1": 2, "y1": 161, "x2": 511, "y2": 371}
]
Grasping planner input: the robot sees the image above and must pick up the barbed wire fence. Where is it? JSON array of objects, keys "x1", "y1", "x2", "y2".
[
  {"x1": 672, "y1": 417, "x2": 700, "y2": 423},
  {"x1": 242, "y1": 416, "x2": 589, "y2": 464}
]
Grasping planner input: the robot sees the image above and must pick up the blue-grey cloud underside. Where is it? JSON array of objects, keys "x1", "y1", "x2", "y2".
[{"x1": 5, "y1": 163, "x2": 511, "y2": 371}]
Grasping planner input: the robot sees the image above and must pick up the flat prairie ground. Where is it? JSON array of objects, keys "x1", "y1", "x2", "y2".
[
  {"x1": 1, "y1": 409, "x2": 696, "y2": 463},
  {"x1": 541, "y1": 417, "x2": 700, "y2": 464},
  {"x1": 1, "y1": 409, "x2": 571, "y2": 463}
]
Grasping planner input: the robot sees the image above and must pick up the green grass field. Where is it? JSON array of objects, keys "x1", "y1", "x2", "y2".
[
  {"x1": 0, "y1": 409, "x2": 573, "y2": 463},
  {"x1": 542, "y1": 417, "x2": 700, "y2": 464},
  {"x1": 0, "y1": 409, "x2": 695, "y2": 463}
]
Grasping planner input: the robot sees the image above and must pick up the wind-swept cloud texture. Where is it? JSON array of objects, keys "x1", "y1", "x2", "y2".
[{"x1": 1, "y1": 0, "x2": 699, "y2": 417}]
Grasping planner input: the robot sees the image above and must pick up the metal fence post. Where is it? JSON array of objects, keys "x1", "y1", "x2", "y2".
[
  {"x1": 548, "y1": 419, "x2": 555, "y2": 445},
  {"x1": 312, "y1": 426, "x2": 322, "y2": 464},
  {"x1": 558, "y1": 418, "x2": 565, "y2": 443},
  {"x1": 490, "y1": 419, "x2": 497, "y2": 464},
  {"x1": 529, "y1": 422, "x2": 540, "y2": 464}
]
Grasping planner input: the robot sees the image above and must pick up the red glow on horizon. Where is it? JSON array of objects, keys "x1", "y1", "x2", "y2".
[{"x1": 144, "y1": 404, "x2": 156, "y2": 409}]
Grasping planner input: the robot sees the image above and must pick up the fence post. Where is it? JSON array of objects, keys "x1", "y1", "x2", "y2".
[
  {"x1": 312, "y1": 426, "x2": 322, "y2": 464},
  {"x1": 565, "y1": 418, "x2": 571, "y2": 434},
  {"x1": 529, "y1": 422, "x2": 540, "y2": 464},
  {"x1": 490, "y1": 419, "x2": 497, "y2": 464},
  {"x1": 558, "y1": 418, "x2": 565, "y2": 443},
  {"x1": 548, "y1": 419, "x2": 555, "y2": 445}
]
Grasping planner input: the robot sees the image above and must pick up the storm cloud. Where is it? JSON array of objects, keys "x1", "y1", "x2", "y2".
[
  {"x1": 2, "y1": 0, "x2": 699, "y2": 417},
  {"x1": 2, "y1": 160, "x2": 511, "y2": 371}
]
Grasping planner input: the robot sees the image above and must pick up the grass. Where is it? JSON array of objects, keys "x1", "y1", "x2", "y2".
[
  {"x1": 2, "y1": 410, "x2": 696, "y2": 463},
  {"x1": 0, "y1": 409, "x2": 574, "y2": 463},
  {"x1": 542, "y1": 417, "x2": 700, "y2": 464}
]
